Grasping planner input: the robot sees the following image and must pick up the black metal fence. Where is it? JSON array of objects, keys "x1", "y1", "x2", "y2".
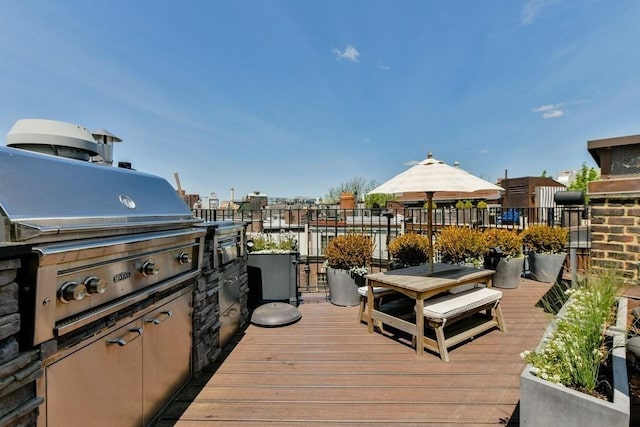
[{"x1": 193, "y1": 206, "x2": 590, "y2": 293}]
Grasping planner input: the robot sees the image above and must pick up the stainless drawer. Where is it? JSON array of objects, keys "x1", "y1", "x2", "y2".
[{"x1": 219, "y1": 303, "x2": 241, "y2": 347}]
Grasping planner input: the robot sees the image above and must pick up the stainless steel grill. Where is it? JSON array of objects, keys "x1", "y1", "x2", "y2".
[
  {"x1": 0, "y1": 145, "x2": 206, "y2": 425},
  {"x1": 207, "y1": 220, "x2": 245, "y2": 347}
]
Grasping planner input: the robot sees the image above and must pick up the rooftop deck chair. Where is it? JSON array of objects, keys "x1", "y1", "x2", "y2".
[{"x1": 418, "y1": 287, "x2": 506, "y2": 362}]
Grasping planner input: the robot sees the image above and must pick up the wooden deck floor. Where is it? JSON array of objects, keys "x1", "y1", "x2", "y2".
[{"x1": 154, "y1": 279, "x2": 554, "y2": 426}]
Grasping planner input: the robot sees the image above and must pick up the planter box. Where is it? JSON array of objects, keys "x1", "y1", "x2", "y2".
[
  {"x1": 247, "y1": 252, "x2": 300, "y2": 308},
  {"x1": 520, "y1": 297, "x2": 629, "y2": 426}
]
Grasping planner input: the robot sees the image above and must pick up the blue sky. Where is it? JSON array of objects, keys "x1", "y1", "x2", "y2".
[{"x1": 1, "y1": 1, "x2": 639, "y2": 201}]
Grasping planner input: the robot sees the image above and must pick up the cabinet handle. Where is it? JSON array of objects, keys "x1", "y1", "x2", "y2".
[
  {"x1": 223, "y1": 307, "x2": 238, "y2": 318},
  {"x1": 145, "y1": 310, "x2": 173, "y2": 325},
  {"x1": 107, "y1": 326, "x2": 143, "y2": 347}
]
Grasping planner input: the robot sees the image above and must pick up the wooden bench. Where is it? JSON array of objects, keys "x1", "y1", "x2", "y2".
[
  {"x1": 357, "y1": 286, "x2": 398, "y2": 331},
  {"x1": 419, "y1": 287, "x2": 506, "y2": 362}
]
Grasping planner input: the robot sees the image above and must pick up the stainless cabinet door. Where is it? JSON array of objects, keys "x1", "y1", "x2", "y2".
[
  {"x1": 45, "y1": 320, "x2": 144, "y2": 427},
  {"x1": 142, "y1": 291, "x2": 193, "y2": 424}
]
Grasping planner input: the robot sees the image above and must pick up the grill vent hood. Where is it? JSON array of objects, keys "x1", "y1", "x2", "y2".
[
  {"x1": 0, "y1": 145, "x2": 201, "y2": 243},
  {"x1": 7, "y1": 119, "x2": 100, "y2": 161}
]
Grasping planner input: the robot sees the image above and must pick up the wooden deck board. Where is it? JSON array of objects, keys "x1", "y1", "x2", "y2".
[{"x1": 153, "y1": 278, "x2": 553, "y2": 426}]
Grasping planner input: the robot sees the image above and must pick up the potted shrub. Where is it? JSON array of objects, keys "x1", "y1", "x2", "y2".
[
  {"x1": 521, "y1": 224, "x2": 569, "y2": 283},
  {"x1": 247, "y1": 233, "x2": 299, "y2": 308},
  {"x1": 325, "y1": 234, "x2": 374, "y2": 306},
  {"x1": 435, "y1": 226, "x2": 486, "y2": 268},
  {"x1": 520, "y1": 271, "x2": 629, "y2": 426},
  {"x1": 476, "y1": 200, "x2": 489, "y2": 226},
  {"x1": 483, "y1": 228, "x2": 524, "y2": 289},
  {"x1": 388, "y1": 232, "x2": 430, "y2": 269}
]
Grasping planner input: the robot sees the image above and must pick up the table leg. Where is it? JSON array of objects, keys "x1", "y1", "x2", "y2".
[
  {"x1": 367, "y1": 280, "x2": 374, "y2": 334},
  {"x1": 415, "y1": 297, "x2": 424, "y2": 355}
]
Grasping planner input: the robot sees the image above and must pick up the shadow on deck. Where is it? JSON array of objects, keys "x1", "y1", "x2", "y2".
[{"x1": 154, "y1": 278, "x2": 554, "y2": 426}]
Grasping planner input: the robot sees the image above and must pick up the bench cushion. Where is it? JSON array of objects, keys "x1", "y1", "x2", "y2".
[
  {"x1": 422, "y1": 287, "x2": 502, "y2": 320},
  {"x1": 358, "y1": 286, "x2": 393, "y2": 297}
]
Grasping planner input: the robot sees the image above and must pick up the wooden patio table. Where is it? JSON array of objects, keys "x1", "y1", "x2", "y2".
[{"x1": 365, "y1": 263, "x2": 495, "y2": 356}]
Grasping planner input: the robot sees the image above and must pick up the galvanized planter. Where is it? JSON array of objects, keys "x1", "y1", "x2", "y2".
[
  {"x1": 528, "y1": 252, "x2": 566, "y2": 283},
  {"x1": 520, "y1": 297, "x2": 629, "y2": 427},
  {"x1": 491, "y1": 257, "x2": 524, "y2": 289},
  {"x1": 326, "y1": 267, "x2": 362, "y2": 307}
]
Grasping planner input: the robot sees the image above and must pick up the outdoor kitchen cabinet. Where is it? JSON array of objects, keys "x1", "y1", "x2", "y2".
[{"x1": 42, "y1": 289, "x2": 192, "y2": 426}]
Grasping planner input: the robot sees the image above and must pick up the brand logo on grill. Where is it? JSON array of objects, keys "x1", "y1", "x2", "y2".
[
  {"x1": 119, "y1": 195, "x2": 136, "y2": 209},
  {"x1": 113, "y1": 271, "x2": 131, "y2": 282}
]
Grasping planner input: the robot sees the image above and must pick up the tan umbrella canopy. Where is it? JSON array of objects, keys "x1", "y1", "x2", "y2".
[{"x1": 369, "y1": 152, "x2": 504, "y2": 272}]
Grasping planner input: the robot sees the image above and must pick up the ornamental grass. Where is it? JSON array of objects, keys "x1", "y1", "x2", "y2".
[{"x1": 522, "y1": 270, "x2": 622, "y2": 393}]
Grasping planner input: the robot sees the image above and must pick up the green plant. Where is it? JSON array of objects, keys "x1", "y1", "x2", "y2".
[
  {"x1": 249, "y1": 232, "x2": 297, "y2": 253},
  {"x1": 365, "y1": 193, "x2": 395, "y2": 209},
  {"x1": 325, "y1": 234, "x2": 374, "y2": 270},
  {"x1": 435, "y1": 226, "x2": 486, "y2": 265},
  {"x1": 483, "y1": 228, "x2": 523, "y2": 259},
  {"x1": 522, "y1": 270, "x2": 622, "y2": 394},
  {"x1": 476, "y1": 200, "x2": 488, "y2": 209},
  {"x1": 521, "y1": 224, "x2": 568, "y2": 254},
  {"x1": 388, "y1": 233, "x2": 430, "y2": 267},
  {"x1": 455, "y1": 200, "x2": 474, "y2": 209}
]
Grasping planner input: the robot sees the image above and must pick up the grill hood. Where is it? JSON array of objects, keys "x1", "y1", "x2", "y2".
[{"x1": 0, "y1": 145, "x2": 201, "y2": 243}]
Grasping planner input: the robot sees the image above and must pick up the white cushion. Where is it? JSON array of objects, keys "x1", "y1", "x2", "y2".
[
  {"x1": 448, "y1": 283, "x2": 487, "y2": 294},
  {"x1": 422, "y1": 288, "x2": 502, "y2": 320},
  {"x1": 358, "y1": 286, "x2": 390, "y2": 297},
  {"x1": 448, "y1": 283, "x2": 477, "y2": 294}
]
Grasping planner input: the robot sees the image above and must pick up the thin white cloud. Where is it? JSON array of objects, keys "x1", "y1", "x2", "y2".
[
  {"x1": 521, "y1": 0, "x2": 559, "y2": 25},
  {"x1": 332, "y1": 45, "x2": 360, "y2": 62},
  {"x1": 533, "y1": 103, "x2": 564, "y2": 119},
  {"x1": 377, "y1": 60, "x2": 390, "y2": 71},
  {"x1": 404, "y1": 160, "x2": 420, "y2": 166},
  {"x1": 543, "y1": 110, "x2": 563, "y2": 119}
]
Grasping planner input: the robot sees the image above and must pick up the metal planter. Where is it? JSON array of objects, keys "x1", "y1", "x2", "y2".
[{"x1": 327, "y1": 267, "x2": 362, "y2": 307}]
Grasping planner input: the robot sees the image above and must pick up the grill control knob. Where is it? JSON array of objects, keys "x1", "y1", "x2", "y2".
[
  {"x1": 177, "y1": 252, "x2": 192, "y2": 265},
  {"x1": 141, "y1": 261, "x2": 159, "y2": 277},
  {"x1": 84, "y1": 276, "x2": 107, "y2": 294},
  {"x1": 58, "y1": 281, "x2": 87, "y2": 303}
]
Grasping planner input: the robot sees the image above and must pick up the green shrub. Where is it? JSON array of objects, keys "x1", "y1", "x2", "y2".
[
  {"x1": 325, "y1": 234, "x2": 374, "y2": 270},
  {"x1": 388, "y1": 233, "x2": 430, "y2": 267},
  {"x1": 521, "y1": 224, "x2": 568, "y2": 254},
  {"x1": 483, "y1": 228, "x2": 523, "y2": 258},
  {"x1": 435, "y1": 226, "x2": 486, "y2": 265},
  {"x1": 250, "y1": 233, "x2": 297, "y2": 252}
]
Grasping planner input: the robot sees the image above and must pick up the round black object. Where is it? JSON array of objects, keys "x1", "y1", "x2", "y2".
[{"x1": 251, "y1": 302, "x2": 302, "y2": 327}]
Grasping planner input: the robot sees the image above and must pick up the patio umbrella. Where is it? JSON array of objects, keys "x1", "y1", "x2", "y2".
[{"x1": 369, "y1": 152, "x2": 504, "y2": 273}]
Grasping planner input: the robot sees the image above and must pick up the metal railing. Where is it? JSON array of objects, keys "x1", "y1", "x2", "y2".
[{"x1": 193, "y1": 206, "x2": 590, "y2": 293}]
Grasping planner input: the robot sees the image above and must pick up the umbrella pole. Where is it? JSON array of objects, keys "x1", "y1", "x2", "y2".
[{"x1": 427, "y1": 192, "x2": 434, "y2": 274}]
